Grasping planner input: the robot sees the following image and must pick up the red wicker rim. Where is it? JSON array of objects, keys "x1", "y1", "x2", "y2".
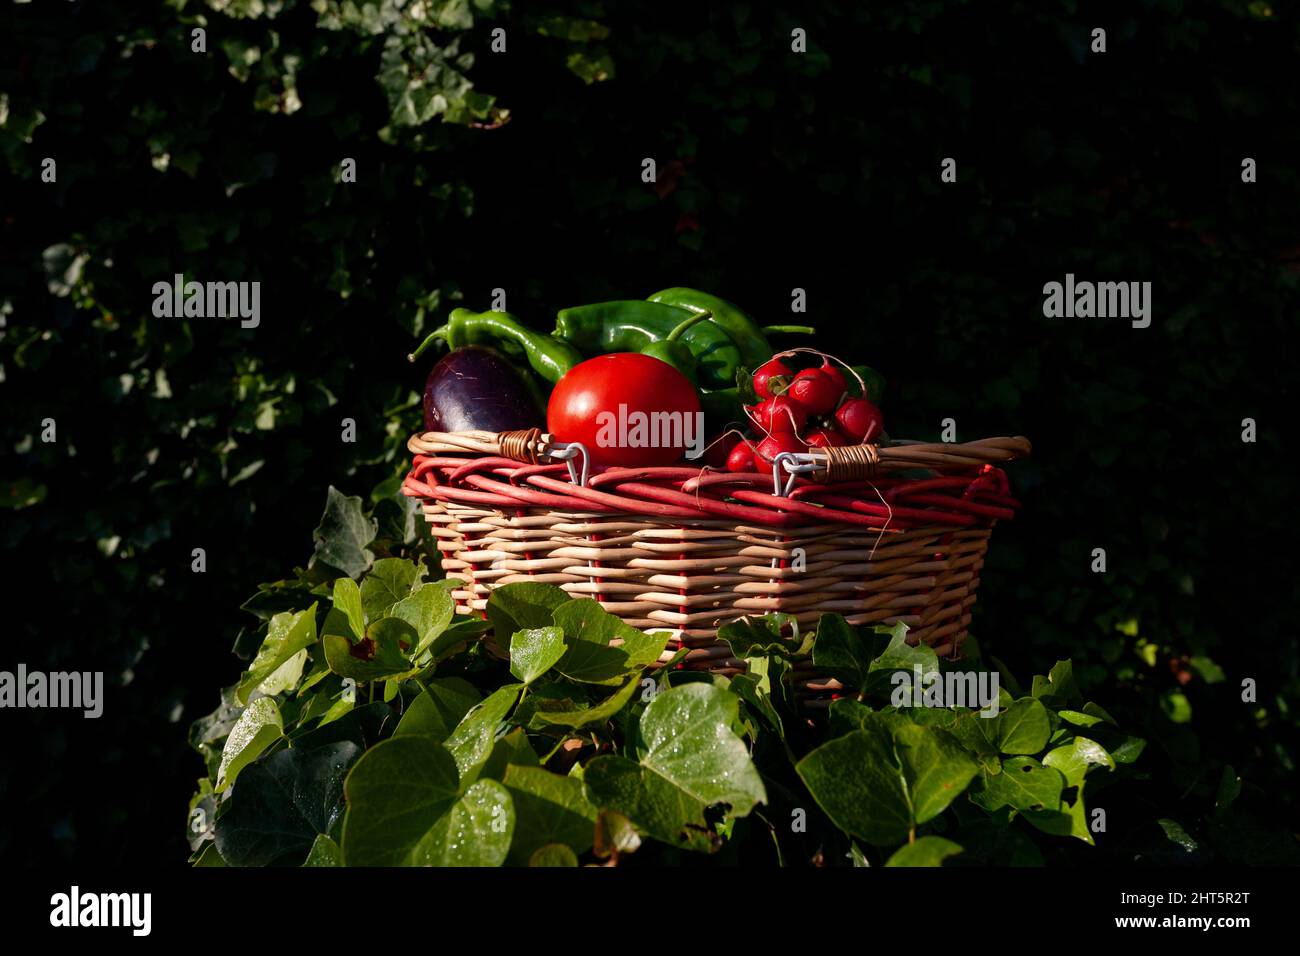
[{"x1": 402, "y1": 431, "x2": 1031, "y2": 532}]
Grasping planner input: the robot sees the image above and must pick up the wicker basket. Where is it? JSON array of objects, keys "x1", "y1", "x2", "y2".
[{"x1": 401, "y1": 428, "x2": 1029, "y2": 698}]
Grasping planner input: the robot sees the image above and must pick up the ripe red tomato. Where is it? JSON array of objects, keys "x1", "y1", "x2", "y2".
[
  {"x1": 752, "y1": 358, "x2": 793, "y2": 400},
  {"x1": 834, "y1": 397, "x2": 884, "y2": 443},
  {"x1": 788, "y1": 368, "x2": 841, "y2": 415},
  {"x1": 547, "y1": 353, "x2": 702, "y2": 467},
  {"x1": 746, "y1": 395, "x2": 808, "y2": 435}
]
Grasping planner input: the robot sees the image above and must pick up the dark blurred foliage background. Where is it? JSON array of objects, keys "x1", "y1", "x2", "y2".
[{"x1": 1, "y1": 0, "x2": 1296, "y2": 865}]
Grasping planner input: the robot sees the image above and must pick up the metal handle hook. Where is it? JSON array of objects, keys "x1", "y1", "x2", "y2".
[{"x1": 548, "y1": 441, "x2": 590, "y2": 487}]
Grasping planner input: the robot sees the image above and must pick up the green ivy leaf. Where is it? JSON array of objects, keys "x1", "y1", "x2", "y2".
[
  {"x1": 360, "y1": 557, "x2": 419, "y2": 620},
  {"x1": 341, "y1": 735, "x2": 461, "y2": 866},
  {"x1": 417, "y1": 779, "x2": 514, "y2": 867},
  {"x1": 377, "y1": 32, "x2": 501, "y2": 129},
  {"x1": 1023, "y1": 787, "x2": 1095, "y2": 845},
  {"x1": 480, "y1": 727, "x2": 541, "y2": 782},
  {"x1": 419, "y1": 616, "x2": 489, "y2": 662},
  {"x1": 313, "y1": 693, "x2": 353, "y2": 730},
  {"x1": 302, "y1": 834, "x2": 341, "y2": 867},
  {"x1": 720, "y1": 614, "x2": 802, "y2": 659},
  {"x1": 331, "y1": 578, "x2": 366, "y2": 639},
  {"x1": 970, "y1": 757, "x2": 1065, "y2": 813},
  {"x1": 1108, "y1": 735, "x2": 1147, "y2": 765},
  {"x1": 237, "y1": 605, "x2": 318, "y2": 704},
  {"x1": 797, "y1": 721, "x2": 976, "y2": 846},
  {"x1": 486, "y1": 581, "x2": 571, "y2": 638},
  {"x1": 1042, "y1": 737, "x2": 1116, "y2": 787},
  {"x1": 894, "y1": 722, "x2": 979, "y2": 825},
  {"x1": 924, "y1": 707, "x2": 997, "y2": 756},
  {"x1": 582, "y1": 683, "x2": 766, "y2": 851},
  {"x1": 394, "y1": 678, "x2": 482, "y2": 742},
  {"x1": 1057, "y1": 708, "x2": 1106, "y2": 728},
  {"x1": 322, "y1": 617, "x2": 414, "y2": 682},
  {"x1": 443, "y1": 684, "x2": 524, "y2": 783},
  {"x1": 193, "y1": 843, "x2": 226, "y2": 867},
  {"x1": 257, "y1": 649, "x2": 307, "y2": 697},
  {"x1": 1213, "y1": 765, "x2": 1242, "y2": 821},
  {"x1": 293, "y1": 701, "x2": 394, "y2": 752},
  {"x1": 504, "y1": 764, "x2": 598, "y2": 864},
  {"x1": 533, "y1": 15, "x2": 611, "y2": 43},
  {"x1": 796, "y1": 724, "x2": 912, "y2": 845},
  {"x1": 866, "y1": 622, "x2": 939, "y2": 696},
  {"x1": 810, "y1": 613, "x2": 873, "y2": 691},
  {"x1": 216, "y1": 742, "x2": 358, "y2": 866},
  {"x1": 1031, "y1": 660, "x2": 1081, "y2": 705},
  {"x1": 311, "y1": 486, "x2": 377, "y2": 578},
  {"x1": 994, "y1": 697, "x2": 1051, "y2": 754},
  {"x1": 510, "y1": 626, "x2": 567, "y2": 685},
  {"x1": 390, "y1": 585, "x2": 455, "y2": 657},
  {"x1": 529, "y1": 843, "x2": 579, "y2": 867},
  {"x1": 512, "y1": 680, "x2": 582, "y2": 728},
  {"x1": 827, "y1": 696, "x2": 875, "y2": 737},
  {"x1": 216, "y1": 696, "x2": 283, "y2": 792},
  {"x1": 552, "y1": 599, "x2": 668, "y2": 684},
  {"x1": 1157, "y1": 817, "x2": 1199, "y2": 853},
  {"x1": 565, "y1": 48, "x2": 615, "y2": 85},
  {"x1": 729, "y1": 657, "x2": 786, "y2": 738},
  {"x1": 885, "y1": 836, "x2": 963, "y2": 867},
  {"x1": 527, "y1": 675, "x2": 641, "y2": 729}
]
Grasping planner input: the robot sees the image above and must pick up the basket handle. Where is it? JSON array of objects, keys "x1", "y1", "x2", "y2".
[
  {"x1": 767, "y1": 436, "x2": 1031, "y2": 494},
  {"x1": 409, "y1": 428, "x2": 550, "y2": 459},
  {"x1": 408, "y1": 428, "x2": 590, "y2": 485},
  {"x1": 804, "y1": 435, "x2": 1031, "y2": 483},
  {"x1": 410, "y1": 430, "x2": 1030, "y2": 490}
]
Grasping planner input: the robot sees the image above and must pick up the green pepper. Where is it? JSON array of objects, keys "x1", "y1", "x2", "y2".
[
  {"x1": 409, "y1": 308, "x2": 582, "y2": 384},
  {"x1": 553, "y1": 300, "x2": 744, "y2": 388},
  {"x1": 646, "y1": 287, "x2": 776, "y2": 370},
  {"x1": 639, "y1": 310, "x2": 712, "y2": 384},
  {"x1": 845, "y1": 364, "x2": 886, "y2": 404}
]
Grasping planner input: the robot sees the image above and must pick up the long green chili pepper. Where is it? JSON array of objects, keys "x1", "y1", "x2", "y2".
[
  {"x1": 409, "y1": 308, "x2": 583, "y2": 384},
  {"x1": 553, "y1": 300, "x2": 744, "y2": 388},
  {"x1": 646, "y1": 287, "x2": 778, "y2": 370}
]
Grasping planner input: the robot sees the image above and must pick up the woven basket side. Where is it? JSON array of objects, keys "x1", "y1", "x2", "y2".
[{"x1": 420, "y1": 496, "x2": 993, "y2": 681}]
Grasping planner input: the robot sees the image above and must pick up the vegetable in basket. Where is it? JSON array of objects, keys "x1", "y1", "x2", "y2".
[
  {"x1": 546, "y1": 353, "x2": 702, "y2": 467},
  {"x1": 554, "y1": 299, "x2": 743, "y2": 388},
  {"x1": 730, "y1": 351, "x2": 887, "y2": 469},
  {"x1": 421, "y1": 345, "x2": 541, "y2": 433},
  {"x1": 636, "y1": 310, "x2": 715, "y2": 385},
  {"x1": 834, "y1": 397, "x2": 884, "y2": 443},
  {"x1": 647, "y1": 287, "x2": 814, "y2": 369},
  {"x1": 409, "y1": 307, "x2": 583, "y2": 384}
]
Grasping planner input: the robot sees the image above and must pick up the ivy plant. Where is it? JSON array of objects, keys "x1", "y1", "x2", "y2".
[{"x1": 189, "y1": 489, "x2": 1144, "y2": 867}]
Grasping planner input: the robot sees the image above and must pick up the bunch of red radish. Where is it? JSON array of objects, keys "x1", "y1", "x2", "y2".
[{"x1": 719, "y1": 355, "x2": 884, "y2": 472}]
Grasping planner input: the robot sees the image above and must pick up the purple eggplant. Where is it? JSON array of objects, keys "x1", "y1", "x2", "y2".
[{"x1": 422, "y1": 346, "x2": 541, "y2": 433}]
